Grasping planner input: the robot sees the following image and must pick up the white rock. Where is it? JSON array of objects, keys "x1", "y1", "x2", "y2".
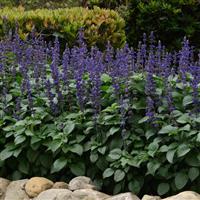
[
  {"x1": 105, "y1": 192, "x2": 140, "y2": 200},
  {"x1": 0, "y1": 178, "x2": 10, "y2": 200},
  {"x1": 25, "y1": 177, "x2": 53, "y2": 198},
  {"x1": 69, "y1": 176, "x2": 96, "y2": 191},
  {"x1": 163, "y1": 191, "x2": 200, "y2": 200},
  {"x1": 142, "y1": 195, "x2": 161, "y2": 200},
  {"x1": 34, "y1": 189, "x2": 74, "y2": 200},
  {"x1": 73, "y1": 188, "x2": 110, "y2": 200},
  {"x1": 4, "y1": 179, "x2": 29, "y2": 200},
  {"x1": 53, "y1": 182, "x2": 69, "y2": 189}
]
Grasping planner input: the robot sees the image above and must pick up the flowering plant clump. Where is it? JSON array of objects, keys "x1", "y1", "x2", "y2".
[{"x1": 0, "y1": 31, "x2": 200, "y2": 196}]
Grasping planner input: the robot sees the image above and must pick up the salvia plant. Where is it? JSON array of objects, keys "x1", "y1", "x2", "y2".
[{"x1": 0, "y1": 30, "x2": 200, "y2": 197}]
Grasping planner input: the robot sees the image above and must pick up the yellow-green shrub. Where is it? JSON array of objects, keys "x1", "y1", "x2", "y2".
[{"x1": 0, "y1": 7, "x2": 126, "y2": 48}]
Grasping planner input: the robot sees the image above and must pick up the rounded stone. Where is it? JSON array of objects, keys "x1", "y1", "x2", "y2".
[{"x1": 25, "y1": 177, "x2": 53, "y2": 198}]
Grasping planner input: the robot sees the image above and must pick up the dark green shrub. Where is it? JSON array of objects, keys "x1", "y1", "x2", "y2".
[{"x1": 127, "y1": 0, "x2": 200, "y2": 49}]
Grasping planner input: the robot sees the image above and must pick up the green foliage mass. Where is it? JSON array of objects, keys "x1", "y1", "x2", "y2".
[
  {"x1": 1, "y1": 71, "x2": 200, "y2": 197},
  {"x1": 86, "y1": 0, "x2": 200, "y2": 50},
  {"x1": 127, "y1": 0, "x2": 200, "y2": 49},
  {"x1": 0, "y1": 7, "x2": 125, "y2": 48},
  {"x1": 0, "y1": 0, "x2": 80, "y2": 9}
]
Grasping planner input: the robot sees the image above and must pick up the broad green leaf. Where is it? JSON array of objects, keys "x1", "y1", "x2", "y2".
[
  {"x1": 166, "y1": 149, "x2": 176, "y2": 163},
  {"x1": 63, "y1": 120, "x2": 75, "y2": 135},
  {"x1": 13, "y1": 148, "x2": 22, "y2": 157},
  {"x1": 108, "y1": 148, "x2": 122, "y2": 160},
  {"x1": 159, "y1": 125, "x2": 178, "y2": 134},
  {"x1": 40, "y1": 154, "x2": 53, "y2": 168},
  {"x1": 114, "y1": 169, "x2": 125, "y2": 182},
  {"x1": 51, "y1": 157, "x2": 67, "y2": 173},
  {"x1": 183, "y1": 95, "x2": 193, "y2": 107},
  {"x1": 103, "y1": 168, "x2": 114, "y2": 178},
  {"x1": 188, "y1": 167, "x2": 199, "y2": 181},
  {"x1": 177, "y1": 144, "x2": 190, "y2": 157},
  {"x1": 107, "y1": 127, "x2": 120, "y2": 137},
  {"x1": 128, "y1": 180, "x2": 141, "y2": 194},
  {"x1": 138, "y1": 116, "x2": 149, "y2": 124},
  {"x1": 147, "y1": 142, "x2": 159, "y2": 157},
  {"x1": 47, "y1": 140, "x2": 62, "y2": 152},
  {"x1": 159, "y1": 145, "x2": 169, "y2": 152},
  {"x1": 15, "y1": 120, "x2": 26, "y2": 126},
  {"x1": 147, "y1": 161, "x2": 161, "y2": 175},
  {"x1": 18, "y1": 159, "x2": 29, "y2": 174},
  {"x1": 186, "y1": 155, "x2": 200, "y2": 167},
  {"x1": 6, "y1": 94, "x2": 12, "y2": 102},
  {"x1": 157, "y1": 183, "x2": 170, "y2": 195},
  {"x1": 0, "y1": 148, "x2": 13, "y2": 160},
  {"x1": 98, "y1": 146, "x2": 106, "y2": 155},
  {"x1": 179, "y1": 124, "x2": 191, "y2": 131},
  {"x1": 176, "y1": 114, "x2": 190, "y2": 124},
  {"x1": 113, "y1": 183, "x2": 122, "y2": 194},
  {"x1": 175, "y1": 172, "x2": 188, "y2": 189},
  {"x1": 69, "y1": 144, "x2": 83, "y2": 156},
  {"x1": 14, "y1": 135, "x2": 26, "y2": 145},
  {"x1": 90, "y1": 153, "x2": 98, "y2": 163},
  {"x1": 70, "y1": 162, "x2": 85, "y2": 176}
]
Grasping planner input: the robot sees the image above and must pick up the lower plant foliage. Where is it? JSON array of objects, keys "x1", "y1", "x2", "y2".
[{"x1": 0, "y1": 32, "x2": 200, "y2": 197}]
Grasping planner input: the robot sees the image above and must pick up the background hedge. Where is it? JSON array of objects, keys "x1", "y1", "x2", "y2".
[
  {"x1": 1, "y1": 0, "x2": 200, "y2": 50},
  {"x1": 127, "y1": 0, "x2": 200, "y2": 50},
  {"x1": 0, "y1": 7, "x2": 126, "y2": 48}
]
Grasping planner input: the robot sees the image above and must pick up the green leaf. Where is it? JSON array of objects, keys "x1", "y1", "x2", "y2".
[
  {"x1": 186, "y1": 154, "x2": 200, "y2": 167},
  {"x1": 18, "y1": 159, "x2": 29, "y2": 174},
  {"x1": 13, "y1": 148, "x2": 22, "y2": 157},
  {"x1": 101, "y1": 73, "x2": 112, "y2": 83},
  {"x1": 108, "y1": 148, "x2": 122, "y2": 160},
  {"x1": 147, "y1": 161, "x2": 161, "y2": 175},
  {"x1": 51, "y1": 157, "x2": 67, "y2": 173},
  {"x1": 14, "y1": 135, "x2": 26, "y2": 145},
  {"x1": 107, "y1": 127, "x2": 120, "y2": 137},
  {"x1": 15, "y1": 120, "x2": 26, "y2": 127},
  {"x1": 6, "y1": 94, "x2": 12, "y2": 102},
  {"x1": 157, "y1": 183, "x2": 170, "y2": 195},
  {"x1": 47, "y1": 140, "x2": 62, "y2": 152},
  {"x1": 188, "y1": 167, "x2": 199, "y2": 181},
  {"x1": 166, "y1": 149, "x2": 176, "y2": 163},
  {"x1": 183, "y1": 95, "x2": 193, "y2": 107},
  {"x1": 147, "y1": 142, "x2": 159, "y2": 157},
  {"x1": 113, "y1": 183, "x2": 122, "y2": 194},
  {"x1": 40, "y1": 154, "x2": 53, "y2": 168},
  {"x1": 103, "y1": 168, "x2": 114, "y2": 178},
  {"x1": 179, "y1": 124, "x2": 191, "y2": 131},
  {"x1": 114, "y1": 169, "x2": 125, "y2": 182},
  {"x1": 138, "y1": 116, "x2": 149, "y2": 124},
  {"x1": 159, "y1": 145, "x2": 169, "y2": 152},
  {"x1": 63, "y1": 120, "x2": 75, "y2": 135},
  {"x1": 128, "y1": 180, "x2": 141, "y2": 194},
  {"x1": 177, "y1": 144, "x2": 190, "y2": 157},
  {"x1": 69, "y1": 144, "x2": 83, "y2": 156},
  {"x1": 90, "y1": 153, "x2": 98, "y2": 163},
  {"x1": 175, "y1": 172, "x2": 188, "y2": 189},
  {"x1": 176, "y1": 114, "x2": 190, "y2": 124},
  {"x1": 159, "y1": 125, "x2": 178, "y2": 134},
  {"x1": 98, "y1": 146, "x2": 106, "y2": 155},
  {"x1": 70, "y1": 162, "x2": 85, "y2": 176},
  {"x1": 0, "y1": 148, "x2": 13, "y2": 160}
]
